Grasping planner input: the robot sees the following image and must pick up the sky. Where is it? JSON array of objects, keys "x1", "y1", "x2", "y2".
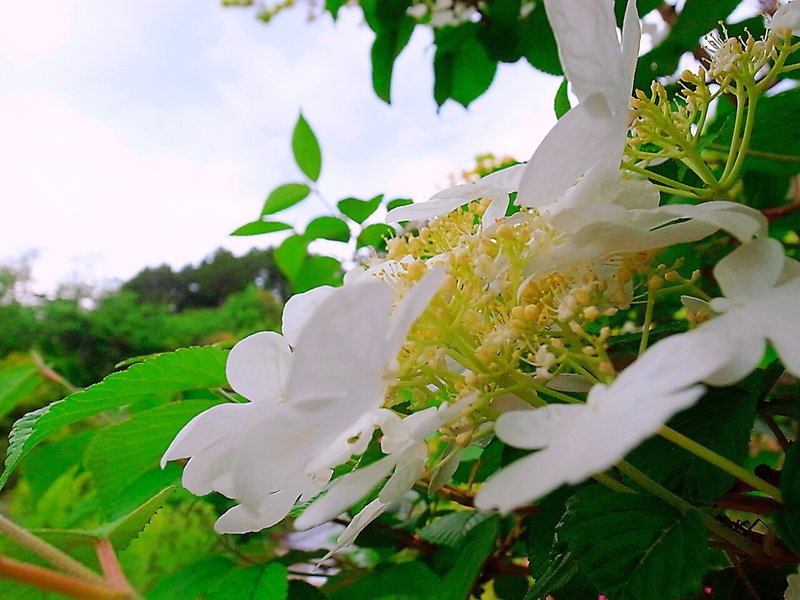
[{"x1": 0, "y1": 0, "x2": 560, "y2": 295}]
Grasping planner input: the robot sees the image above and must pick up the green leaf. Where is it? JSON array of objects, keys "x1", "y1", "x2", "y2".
[
  {"x1": 626, "y1": 385, "x2": 757, "y2": 504},
  {"x1": 476, "y1": 0, "x2": 524, "y2": 63},
  {"x1": 149, "y1": 556, "x2": 237, "y2": 600},
  {"x1": 524, "y1": 550, "x2": 589, "y2": 600},
  {"x1": 371, "y1": 19, "x2": 415, "y2": 103},
  {"x1": 232, "y1": 220, "x2": 293, "y2": 236},
  {"x1": 560, "y1": 489, "x2": 709, "y2": 600},
  {"x1": 288, "y1": 580, "x2": 327, "y2": 600},
  {"x1": 386, "y1": 197, "x2": 413, "y2": 212},
  {"x1": 274, "y1": 234, "x2": 309, "y2": 283},
  {"x1": 433, "y1": 22, "x2": 498, "y2": 108},
  {"x1": 776, "y1": 440, "x2": 800, "y2": 554},
  {"x1": 304, "y1": 216, "x2": 350, "y2": 243},
  {"x1": 85, "y1": 400, "x2": 220, "y2": 518},
  {"x1": 357, "y1": 223, "x2": 396, "y2": 250},
  {"x1": 519, "y1": 3, "x2": 562, "y2": 76},
  {"x1": 418, "y1": 510, "x2": 494, "y2": 546},
  {"x1": 0, "y1": 346, "x2": 228, "y2": 490},
  {"x1": 326, "y1": 0, "x2": 348, "y2": 19},
  {"x1": 0, "y1": 362, "x2": 42, "y2": 421},
  {"x1": 440, "y1": 517, "x2": 498, "y2": 600},
  {"x1": 208, "y1": 562, "x2": 289, "y2": 600},
  {"x1": 261, "y1": 183, "x2": 312, "y2": 216},
  {"x1": 708, "y1": 565, "x2": 789, "y2": 599},
  {"x1": 294, "y1": 256, "x2": 342, "y2": 294},
  {"x1": 292, "y1": 114, "x2": 322, "y2": 182},
  {"x1": 21, "y1": 429, "x2": 95, "y2": 499},
  {"x1": 329, "y1": 561, "x2": 442, "y2": 600},
  {"x1": 338, "y1": 194, "x2": 384, "y2": 224},
  {"x1": 554, "y1": 78, "x2": 570, "y2": 119}
]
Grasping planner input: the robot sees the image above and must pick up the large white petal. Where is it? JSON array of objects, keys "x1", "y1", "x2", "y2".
[
  {"x1": 379, "y1": 445, "x2": 426, "y2": 503},
  {"x1": 755, "y1": 284, "x2": 800, "y2": 377},
  {"x1": 714, "y1": 238, "x2": 785, "y2": 299},
  {"x1": 215, "y1": 488, "x2": 299, "y2": 534},
  {"x1": 698, "y1": 314, "x2": 766, "y2": 386},
  {"x1": 385, "y1": 194, "x2": 481, "y2": 223},
  {"x1": 226, "y1": 332, "x2": 290, "y2": 403},
  {"x1": 294, "y1": 455, "x2": 399, "y2": 530},
  {"x1": 281, "y1": 285, "x2": 336, "y2": 348},
  {"x1": 324, "y1": 499, "x2": 388, "y2": 559},
  {"x1": 495, "y1": 404, "x2": 583, "y2": 450},
  {"x1": 619, "y1": 0, "x2": 642, "y2": 108},
  {"x1": 657, "y1": 202, "x2": 767, "y2": 244},
  {"x1": 474, "y1": 450, "x2": 556, "y2": 513}
]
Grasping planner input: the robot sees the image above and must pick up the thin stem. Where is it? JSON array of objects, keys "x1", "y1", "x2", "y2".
[
  {"x1": 0, "y1": 556, "x2": 128, "y2": 600},
  {"x1": 659, "y1": 426, "x2": 782, "y2": 501},
  {"x1": 593, "y1": 472, "x2": 633, "y2": 493},
  {"x1": 0, "y1": 513, "x2": 103, "y2": 584},
  {"x1": 717, "y1": 89, "x2": 759, "y2": 190},
  {"x1": 760, "y1": 413, "x2": 790, "y2": 452},
  {"x1": 95, "y1": 540, "x2": 139, "y2": 600},
  {"x1": 621, "y1": 161, "x2": 704, "y2": 194},
  {"x1": 719, "y1": 86, "x2": 746, "y2": 184},
  {"x1": 638, "y1": 286, "x2": 657, "y2": 356}
]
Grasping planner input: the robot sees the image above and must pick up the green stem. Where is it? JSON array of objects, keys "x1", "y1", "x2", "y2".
[
  {"x1": 621, "y1": 161, "x2": 704, "y2": 194},
  {"x1": 719, "y1": 86, "x2": 746, "y2": 184},
  {"x1": 659, "y1": 426, "x2": 782, "y2": 501},
  {"x1": 717, "y1": 89, "x2": 759, "y2": 190},
  {"x1": 638, "y1": 287, "x2": 656, "y2": 356},
  {"x1": 0, "y1": 514, "x2": 104, "y2": 584}
]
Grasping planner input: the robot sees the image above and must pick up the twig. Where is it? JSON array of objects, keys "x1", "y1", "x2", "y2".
[
  {"x1": 95, "y1": 540, "x2": 138, "y2": 599},
  {"x1": 0, "y1": 556, "x2": 128, "y2": 600}
]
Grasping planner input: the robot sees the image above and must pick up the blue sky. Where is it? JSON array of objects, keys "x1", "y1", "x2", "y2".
[{"x1": 0, "y1": 1, "x2": 560, "y2": 294}]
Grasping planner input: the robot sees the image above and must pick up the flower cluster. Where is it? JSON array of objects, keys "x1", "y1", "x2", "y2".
[{"x1": 164, "y1": 0, "x2": 800, "y2": 561}]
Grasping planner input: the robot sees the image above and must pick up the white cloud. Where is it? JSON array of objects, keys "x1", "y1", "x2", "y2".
[{"x1": 0, "y1": 1, "x2": 71, "y2": 66}]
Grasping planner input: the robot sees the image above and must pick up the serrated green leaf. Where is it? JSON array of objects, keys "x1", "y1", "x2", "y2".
[
  {"x1": 149, "y1": 556, "x2": 237, "y2": 600},
  {"x1": 292, "y1": 114, "x2": 322, "y2": 182},
  {"x1": 21, "y1": 429, "x2": 95, "y2": 499},
  {"x1": 418, "y1": 510, "x2": 494, "y2": 547},
  {"x1": 560, "y1": 489, "x2": 709, "y2": 600},
  {"x1": 0, "y1": 346, "x2": 228, "y2": 490},
  {"x1": 357, "y1": 223, "x2": 396, "y2": 250},
  {"x1": 85, "y1": 400, "x2": 220, "y2": 518},
  {"x1": 329, "y1": 561, "x2": 442, "y2": 600},
  {"x1": 338, "y1": 194, "x2": 384, "y2": 224},
  {"x1": 294, "y1": 256, "x2": 342, "y2": 294},
  {"x1": 440, "y1": 517, "x2": 498, "y2": 600},
  {"x1": 0, "y1": 363, "x2": 42, "y2": 421},
  {"x1": 554, "y1": 78, "x2": 570, "y2": 119},
  {"x1": 304, "y1": 216, "x2": 350, "y2": 243},
  {"x1": 274, "y1": 234, "x2": 309, "y2": 283},
  {"x1": 776, "y1": 441, "x2": 800, "y2": 554},
  {"x1": 433, "y1": 22, "x2": 497, "y2": 107},
  {"x1": 209, "y1": 562, "x2": 289, "y2": 600},
  {"x1": 626, "y1": 385, "x2": 757, "y2": 504},
  {"x1": 261, "y1": 183, "x2": 312, "y2": 216},
  {"x1": 232, "y1": 220, "x2": 293, "y2": 236}
]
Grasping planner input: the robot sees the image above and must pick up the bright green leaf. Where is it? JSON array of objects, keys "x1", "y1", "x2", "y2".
[
  {"x1": 338, "y1": 194, "x2": 384, "y2": 224},
  {"x1": 326, "y1": 0, "x2": 348, "y2": 19},
  {"x1": 560, "y1": 489, "x2": 709, "y2": 600},
  {"x1": 149, "y1": 556, "x2": 237, "y2": 600},
  {"x1": 85, "y1": 400, "x2": 221, "y2": 518},
  {"x1": 261, "y1": 183, "x2": 312, "y2": 216},
  {"x1": 519, "y1": 3, "x2": 562, "y2": 76},
  {"x1": 208, "y1": 562, "x2": 289, "y2": 600},
  {"x1": 371, "y1": 20, "x2": 415, "y2": 103},
  {"x1": 0, "y1": 363, "x2": 41, "y2": 421},
  {"x1": 232, "y1": 220, "x2": 293, "y2": 236},
  {"x1": 433, "y1": 23, "x2": 497, "y2": 107},
  {"x1": 386, "y1": 197, "x2": 413, "y2": 212},
  {"x1": 357, "y1": 223, "x2": 396, "y2": 250},
  {"x1": 0, "y1": 346, "x2": 228, "y2": 490},
  {"x1": 554, "y1": 78, "x2": 570, "y2": 119},
  {"x1": 292, "y1": 114, "x2": 322, "y2": 182},
  {"x1": 304, "y1": 216, "x2": 350, "y2": 243},
  {"x1": 274, "y1": 235, "x2": 309, "y2": 283},
  {"x1": 293, "y1": 256, "x2": 342, "y2": 294},
  {"x1": 21, "y1": 429, "x2": 95, "y2": 499},
  {"x1": 330, "y1": 561, "x2": 442, "y2": 600}
]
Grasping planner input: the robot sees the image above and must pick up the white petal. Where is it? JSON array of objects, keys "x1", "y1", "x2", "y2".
[
  {"x1": 379, "y1": 446, "x2": 426, "y2": 503},
  {"x1": 226, "y1": 332, "x2": 290, "y2": 403},
  {"x1": 324, "y1": 499, "x2": 388, "y2": 558},
  {"x1": 481, "y1": 195, "x2": 510, "y2": 227},
  {"x1": 495, "y1": 405, "x2": 583, "y2": 450},
  {"x1": 681, "y1": 295, "x2": 712, "y2": 314},
  {"x1": 547, "y1": 373, "x2": 593, "y2": 393},
  {"x1": 698, "y1": 315, "x2": 766, "y2": 386},
  {"x1": 281, "y1": 285, "x2": 336, "y2": 348},
  {"x1": 215, "y1": 488, "x2": 299, "y2": 534},
  {"x1": 768, "y1": 1, "x2": 800, "y2": 34},
  {"x1": 294, "y1": 455, "x2": 398, "y2": 530},
  {"x1": 620, "y1": 0, "x2": 642, "y2": 108},
  {"x1": 657, "y1": 202, "x2": 767, "y2": 243},
  {"x1": 785, "y1": 565, "x2": 800, "y2": 600},
  {"x1": 386, "y1": 194, "x2": 479, "y2": 222},
  {"x1": 474, "y1": 450, "x2": 557, "y2": 513},
  {"x1": 386, "y1": 267, "x2": 445, "y2": 353},
  {"x1": 714, "y1": 238, "x2": 785, "y2": 299},
  {"x1": 756, "y1": 285, "x2": 800, "y2": 377}
]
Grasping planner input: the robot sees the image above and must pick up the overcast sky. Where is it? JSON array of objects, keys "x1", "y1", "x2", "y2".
[{"x1": 0, "y1": 1, "x2": 562, "y2": 294}]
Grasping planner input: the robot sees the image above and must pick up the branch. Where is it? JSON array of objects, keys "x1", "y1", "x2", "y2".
[
  {"x1": 0, "y1": 556, "x2": 128, "y2": 600},
  {"x1": 95, "y1": 540, "x2": 139, "y2": 599}
]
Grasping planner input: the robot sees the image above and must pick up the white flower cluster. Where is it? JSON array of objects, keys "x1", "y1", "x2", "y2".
[{"x1": 164, "y1": 0, "x2": 799, "y2": 552}]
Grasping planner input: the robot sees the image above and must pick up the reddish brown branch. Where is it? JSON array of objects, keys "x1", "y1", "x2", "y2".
[
  {"x1": 95, "y1": 540, "x2": 136, "y2": 597},
  {"x1": 0, "y1": 555, "x2": 129, "y2": 600}
]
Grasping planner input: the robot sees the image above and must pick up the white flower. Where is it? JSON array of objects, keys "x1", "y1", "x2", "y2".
[
  {"x1": 385, "y1": 164, "x2": 526, "y2": 226},
  {"x1": 678, "y1": 238, "x2": 800, "y2": 386},
  {"x1": 786, "y1": 566, "x2": 800, "y2": 600},
  {"x1": 517, "y1": 0, "x2": 641, "y2": 208},
  {"x1": 474, "y1": 333, "x2": 715, "y2": 513},
  {"x1": 768, "y1": 1, "x2": 800, "y2": 36}
]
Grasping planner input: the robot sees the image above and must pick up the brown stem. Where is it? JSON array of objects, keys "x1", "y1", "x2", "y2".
[
  {"x1": 715, "y1": 493, "x2": 783, "y2": 514},
  {"x1": 763, "y1": 176, "x2": 800, "y2": 220},
  {"x1": 95, "y1": 540, "x2": 138, "y2": 599},
  {"x1": 0, "y1": 555, "x2": 129, "y2": 600},
  {"x1": 30, "y1": 350, "x2": 80, "y2": 395},
  {"x1": 760, "y1": 414, "x2": 791, "y2": 452}
]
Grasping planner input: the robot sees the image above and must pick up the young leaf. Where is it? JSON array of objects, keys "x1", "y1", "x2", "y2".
[
  {"x1": 261, "y1": 183, "x2": 312, "y2": 216},
  {"x1": 304, "y1": 216, "x2": 350, "y2": 243},
  {"x1": 292, "y1": 114, "x2": 322, "y2": 182},
  {"x1": 357, "y1": 223, "x2": 396, "y2": 250},
  {"x1": 293, "y1": 256, "x2": 342, "y2": 294},
  {"x1": 0, "y1": 346, "x2": 228, "y2": 490},
  {"x1": 274, "y1": 234, "x2": 309, "y2": 283},
  {"x1": 559, "y1": 489, "x2": 709, "y2": 600},
  {"x1": 386, "y1": 197, "x2": 413, "y2": 212},
  {"x1": 231, "y1": 220, "x2": 293, "y2": 236},
  {"x1": 338, "y1": 194, "x2": 384, "y2": 224},
  {"x1": 554, "y1": 77, "x2": 570, "y2": 119},
  {"x1": 84, "y1": 399, "x2": 221, "y2": 518},
  {"x1": 0, "y1": 362, "x2": 42, "y2": 421}
]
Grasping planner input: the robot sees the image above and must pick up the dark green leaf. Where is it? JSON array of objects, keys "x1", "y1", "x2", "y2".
[
  {"x1": 708, "y1": 565, "x2": 789, "y2": 599},
  {"x1": 613, "y1": 0, "x2": 663, "y2": 24},
  {"x1": 418, "y1": 510, "x2": 494, "y2": 546},
  {"x1": 292, "y1": 114, "x2": 322, "y2": 182},
  {"x1": 554, "y1": 78, "x2": 570, "y2": 119},
  {"x1": 0, "y1": 346, "x2": 228, "y2": 490},
  {"x1": 440, "y1": 517, "x2": 499, "y2": 600},
  {"x1": 304, "y1": 216, "x2": 350, "y2": 243},
  {"x1": 626, "y1": 385, "x2": 757, "y2": 504},
  {"x1": 0, "y1": 363, "x2": 41, "y2": 421},
  {"x1": 294, "y1": 256, "x2": 343, "y2": 294},
  {"x1": 85, "y1": 400, "x2": 220, "y2": 518},
  {"x1": 149, "y1": 556, "x2": 237, "y2": 600},
  {"x1": 338, "y1": 194, "x2": 384, "y2": 224},
  {"x1": 329, "y1": 561, "x2": 442, "y2": 600},
  {"x1": 261, "y1": 183, "x2": 312, "y2": 216},
  {"x1": 476, "y1": 0, "x2": 524, "y2": 63},
  {"x1": 326, "y1": 0, "x2": 348, "y2": 20},
  {"x1": 232, "y1": 220, "x2": 293, "y2": 236},
  {"x1": 209, "y1": 562, "x2": 289, "y2": 600},
  {"x1": 274, "y1": 235, "x2": 309, "y2": 283},
  {"x1": 433, "y1": 23, "x2": 497, "y2": 108},
  {"x1": 519, "y1": 3, "x2": 562, "y2": 76},
  {"x1": 524, "y1": 550, "x2": 590, "y2": 600},
  {"x1": 357, "y1": 223, "x2": 396, "y2": 250},
  {"x1": 494, "y1": 573, "x2": 529, "y2": 600},
  {"x1": 560, "y1": 489, "x2": 709, "y2": 600},
  {"x1": 371, "y1": 19, "x2": 415, "y2": 104},
  {"x1": 776, "y1": 440, "x2": 800, "y2": 554}
]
